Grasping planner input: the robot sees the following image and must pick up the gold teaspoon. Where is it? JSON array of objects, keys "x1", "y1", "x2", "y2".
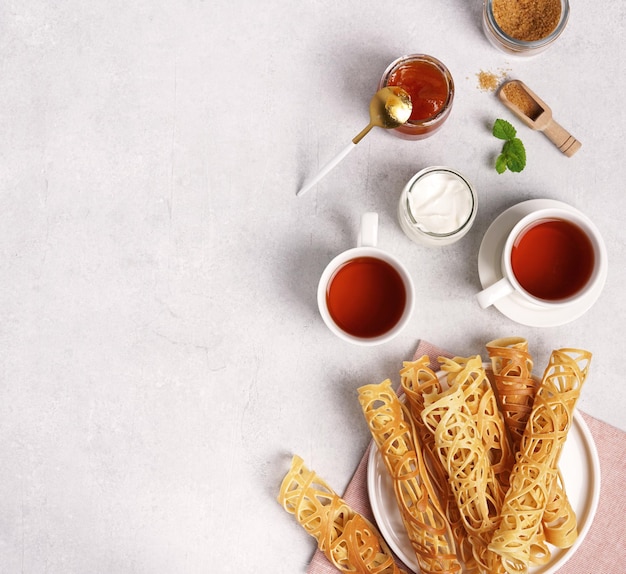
[{"x1": 297, "y1": 87, "x2": 412, "y2": 197}]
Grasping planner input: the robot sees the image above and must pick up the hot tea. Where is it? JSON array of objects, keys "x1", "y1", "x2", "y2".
[
  {"x1": 511, "y1": 218, "x2": 594, "y2": 301},
  {"x1": 326, "y1": 257, "x2": 406, "y2": 338}
]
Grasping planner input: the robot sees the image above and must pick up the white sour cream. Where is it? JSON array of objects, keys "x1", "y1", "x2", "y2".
[
  {"x1": 398, "y1": 167, "x2": 477, "y2": 246},
  {"x1": 407, "y1": 171, "x2": 473, "y2": 234}
]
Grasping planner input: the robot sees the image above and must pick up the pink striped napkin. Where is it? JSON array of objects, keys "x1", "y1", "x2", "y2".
[{"x1": 308, "y1": 340, "x2": 626, "y2": 574}]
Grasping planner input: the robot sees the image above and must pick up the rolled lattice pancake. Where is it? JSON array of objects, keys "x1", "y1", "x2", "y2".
[
  {"x1": 400, "y1": 357, "x2": 478, "y2": 574},
  {"x1": 488, "y1": 348, "x2": 592, "y2": 574},
  {"x1": 358, "y1": 380, "x2": 462, "y2": 574},
  {"x1": 277, "y1": 455, "x2": 407, "y2": 574},
  {"x1": 486, "y1": 337, "x2": 536, "y2": 450},
  {"x1": 420, "y1": 371, "x2": 505, "y2": 573},
  {"x1": 487, "y1": 337, "x2": 579, "y2": 550},
  {"x1": 439, "y1": 355, "x2": 514, "y2": 493}
]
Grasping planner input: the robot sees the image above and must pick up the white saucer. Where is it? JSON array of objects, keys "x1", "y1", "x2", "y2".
[{"x1": 477, "y1": 199, "x2": 607, "y2": 327}]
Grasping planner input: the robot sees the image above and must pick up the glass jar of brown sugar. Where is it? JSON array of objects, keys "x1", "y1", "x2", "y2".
[{"x1": 483, "y1": 0, "x2": 570, "y2": 56}]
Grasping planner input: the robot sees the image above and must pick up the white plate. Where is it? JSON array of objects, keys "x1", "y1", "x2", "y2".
[
  {"x1": 367, "y1": 393, "x2": 601, "y2": 573},
  {"x1": 477, "y1": 199, "x2": 607, "y2": 327}
]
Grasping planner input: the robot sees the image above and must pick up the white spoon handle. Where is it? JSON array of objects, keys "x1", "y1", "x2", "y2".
[{"x1": 296, "y1": 142, "x2": 357, "y2": 197}]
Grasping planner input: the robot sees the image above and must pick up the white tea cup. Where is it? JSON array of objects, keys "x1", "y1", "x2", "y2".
[
  {"x1": 476, "y1": 207, "x2": 607, "y2": 309},
  {"x1": 317, "y1": 213, "x2": 415, "y2": 345}
]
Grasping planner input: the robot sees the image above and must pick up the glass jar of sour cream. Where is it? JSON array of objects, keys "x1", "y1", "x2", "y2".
[
  {"x1": 379, "y1": 54, "x2": 454, "y2": 140},
  {"x1": 398, "y1": 167, "x2": 477, "y2": 246}
]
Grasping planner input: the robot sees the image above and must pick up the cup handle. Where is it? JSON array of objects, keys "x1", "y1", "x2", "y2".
[
  {"x1": 358, "y1": 212, "x2": 378, "y2": 247},
  {"x1": 476, "y1": 277, "x2": 515, "y2": 308}
]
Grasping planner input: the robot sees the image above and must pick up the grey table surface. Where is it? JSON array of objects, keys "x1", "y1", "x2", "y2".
[{"x1": 1, "y1": 1, "x2": 624, "y2": 572}]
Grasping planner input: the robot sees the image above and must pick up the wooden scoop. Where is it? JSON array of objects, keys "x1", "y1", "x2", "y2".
[{"x1": 498, "y1": 80, "x2": 581, "y2": 157}]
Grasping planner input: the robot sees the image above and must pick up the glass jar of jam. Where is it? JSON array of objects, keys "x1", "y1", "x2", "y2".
[
  {"x1": 378, "y1": 54, "x2": 454, "y2": 140},
  {"x1": 482, "y1": 0, "x2": 570, "y2": 56}
]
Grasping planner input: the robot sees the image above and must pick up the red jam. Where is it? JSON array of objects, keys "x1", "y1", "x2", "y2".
[
  {"x1": 387, "y1": 60, "x2": 449, "y2": 122},
  {"x1": 381, "y1": 55, "x2": 454, "y2": 140}
]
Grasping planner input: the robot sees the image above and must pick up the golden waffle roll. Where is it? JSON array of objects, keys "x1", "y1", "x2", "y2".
[
  {"x1": 421, "y1": 377, "x2": 505, "y2": 573},
  {"x1": 358, "y1": 380, "x2": 462, "y2": 574},
  {"x1": 488, "y1": 349, "x2": 592, "y2": 574},
  {"x1": 400, "y1": 357, "x2": 478, "y2": 574},
  {"x1": 486, "y1": 337, "x2": 536, "y2": 451},
  {"x1": 278, "y1": 455, "x2": 407, "y2": 574},
  {"x1": 487, "y1": 338, "x2": 579, "y2": 550},
  {"x1": 440, "y1": 355, "x2": 514, "y2": 492}
]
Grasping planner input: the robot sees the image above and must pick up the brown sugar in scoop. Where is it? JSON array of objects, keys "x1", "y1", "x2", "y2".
[{"x1": 499, "y1": 80, "x2": 581, "y2": 157}]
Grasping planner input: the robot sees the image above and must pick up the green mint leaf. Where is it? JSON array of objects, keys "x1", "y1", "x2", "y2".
[
  {"x1": 495, "y1": 154, "x2": 508, "y2": 174},
  {"x1": 492, "y1": 118, "x2": 517, "y2": 141},
  {"x1": 492, "y1": 119, "x2": 526, "y2": 174},
  {"x1": 503, "y1": 138, "x2": 526, "y2": 172}
]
